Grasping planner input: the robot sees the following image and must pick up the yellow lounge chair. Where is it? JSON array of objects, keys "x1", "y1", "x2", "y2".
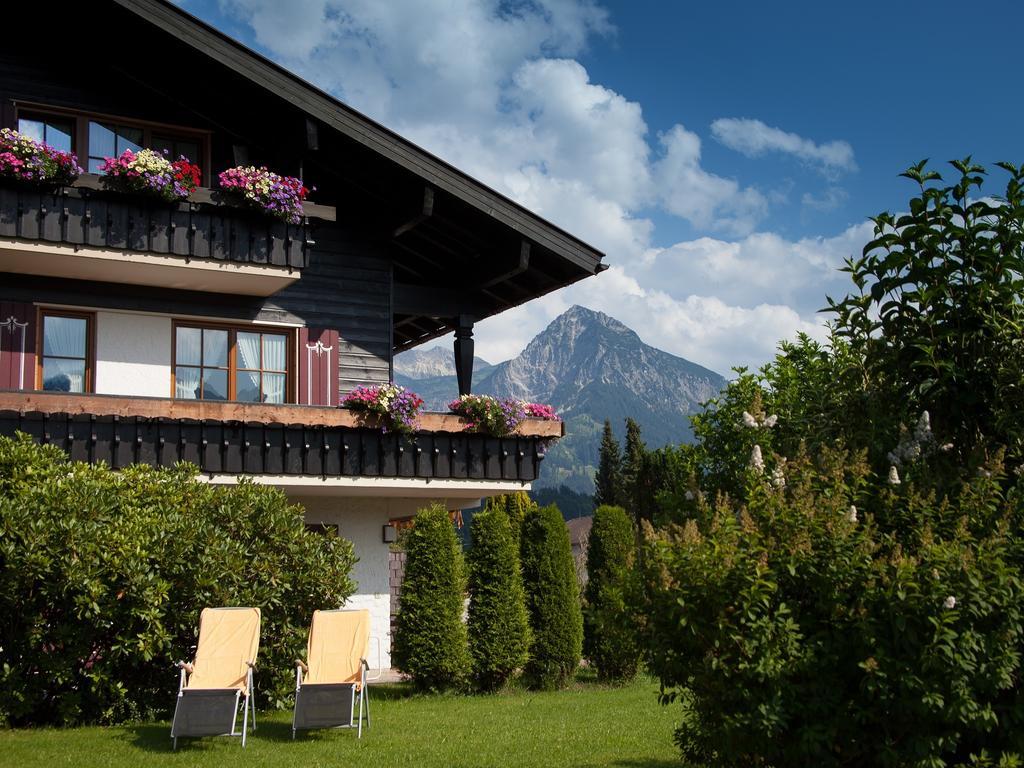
[
  {"x1": 292, "y1": 609, "x2": 376, "y2": 738},
  {"x1": 171, "y1": 607, "x2": 260, "y2": 749}
]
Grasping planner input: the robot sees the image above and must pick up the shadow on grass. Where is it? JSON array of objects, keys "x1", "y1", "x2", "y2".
[
  {"x1": 125, "y1": 719, "x2": 300, "y2": 751},
  {"x1": 609, "y1": 760, "x2": 683, "y2": 768}
]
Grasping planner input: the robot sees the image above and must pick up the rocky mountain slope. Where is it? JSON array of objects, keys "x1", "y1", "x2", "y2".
[{"x1": 394, "y1": 305, "x2": 726, "y2": 493}]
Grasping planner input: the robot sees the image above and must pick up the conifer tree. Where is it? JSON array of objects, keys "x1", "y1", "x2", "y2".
[
  {"x1": 483, "y1": 491, "x2": 536, "y2": 548},
  {"x1": 622, "y1": 418, "x2": 647, "y2": 519},
  {"x1": 467, "y1": 508, "x2": 530, "y2": 691},
  {"x1": 520, "y1": 504, "x2": 583, "y2": 689},
  {"x1": 593, "y1": 419, "x2": 623, "y2": 508},
  {"x1": 392, "y1": 503, "x2": 470, "y2": 691},
  {"x1": 583, "y1": 504, "x2": 640, "y2": 682}
]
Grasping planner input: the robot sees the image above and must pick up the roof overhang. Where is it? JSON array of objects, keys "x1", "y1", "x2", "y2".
[{"x1": 110, "y1": 0, "x2": 607, "y2": 349}]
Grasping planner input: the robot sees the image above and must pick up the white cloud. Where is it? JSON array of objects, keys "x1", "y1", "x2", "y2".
[
  {"x1": 802, "y1": 186, "x2": 849, "y2": 211},
  {"x1": 639, "y1": 220, "x2": 873, "y2": 314},
  {"x1": 711, "y1": 117, "x2": 856, "y2": 177},
  {"x1": 211, "y1": 0, "x2": 864, "y2": 373},
  {"x1": 654, "y1": 125, "x2": 768, "y2": 236}
]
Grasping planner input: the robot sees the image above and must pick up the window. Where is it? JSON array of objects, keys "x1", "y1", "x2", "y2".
[
  {"x1": 13, "y1": 103, "x2": 209, "y2": 183},
  {"x1": 174, "y1": 324, "x2": 290, "y2": 403},
  {"x1": 18, "y1": 113, "x2": 75, "y2": 153},
  {"x1": 87, "y1": 122, "x2": 143, "y2": 174},
  {"x1": 38, "y1": 312, "x2": 92, "y2": 393}
]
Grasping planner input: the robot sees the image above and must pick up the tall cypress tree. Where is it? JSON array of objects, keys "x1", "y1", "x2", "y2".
[
  {"x1": 593, "y1": 420, "x2": 623, "y2": 509},
  {"x1": 622, "y1": 418, "x2": 646, "y2": 520},
  {"x1": 583, "y1": 504, "x2": 640, "y2": 682},
  {"x1": 484, "y1": 491, "x2": 535, "y2": 549},
  {"x1": 392, "y1": 504, "x2": 470, "y2": 692},
  {"x1": 520, "y1": 504, "x2": 583, "y2": 690},
  {"x1": 467, "y1": 508, "x2": 530, "y2": 691}
]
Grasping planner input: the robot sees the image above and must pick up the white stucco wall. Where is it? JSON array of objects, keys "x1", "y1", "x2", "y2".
[
  {"x1": 295, "y1": 496, "x2": 436, "y2": 671},
  {"x1": 94, "y1": 311, "x2": 172, "y2": 397}
]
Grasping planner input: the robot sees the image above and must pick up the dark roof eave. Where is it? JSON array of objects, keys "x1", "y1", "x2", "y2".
[{"x1": 112, "y1": 0, "x2": 606, "y2": 274}]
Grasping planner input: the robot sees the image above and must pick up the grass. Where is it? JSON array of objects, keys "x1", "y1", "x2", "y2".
[{"x1": 0, "y1": 676, "x2": 680, "y2": 768}]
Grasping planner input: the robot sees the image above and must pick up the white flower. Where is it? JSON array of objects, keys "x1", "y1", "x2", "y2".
[
  {"x1": 749, "y1": 444, "x2": 765, "y2": 474},
  {"x1": 940, "y1": 443, "x2": 954, "y2": 452},
  {"x1": 771, "y1": 465, "x2": 786, "y2": 488},
  {"x1": 684, "y1": 490, "x2": 694, "y2": 501},
  {"x1": 847, "y1": 505, "x2": 858, "y2": 523},
  {"x1": 944, "y1": 596, "x2": 957, "y2": 610},
  {"x1": 888, "y1": 466, "x2": 901, "y2": 486},
  {"x1": 914, "y1": 411, "x2": 931, "y2": 440},
  {"x1": 741, "y1": 411, "x2": 758, "y2": 429},
  {"x1": 763, "y1": 414, "x2": 778, "y2": 428}
]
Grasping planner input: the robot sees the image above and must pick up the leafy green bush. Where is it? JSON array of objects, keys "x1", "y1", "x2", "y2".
[
  {"x1": 583, "y1": 505, "x2": 639, "y2": 682},
  {"x1": 520, "y1": 504, "x2": 583, "y2": 690},
  {"x1": 637, "y1": 443, "x2": 1024, "y2": 766},
  {"x1": 630, "y1": 160, "x2": 1024, "y2": 766},
  {"x1": 467, "y1": 508, "x2": 530, "y2": 691},
  {"x1": 0, "y1": 434, "x2": 355, "y2": 726},
  {"x1": 392, "y1": 503, "x2": 470, "y2": 691}
]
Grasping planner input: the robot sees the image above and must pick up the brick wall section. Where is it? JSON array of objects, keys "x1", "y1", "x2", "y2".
[{"x1": 389, "y1": 550, "x2": 406, "y2": 636}]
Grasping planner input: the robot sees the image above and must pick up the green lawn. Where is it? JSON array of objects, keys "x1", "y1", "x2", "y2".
[{"x1": 0, "y1": 677, "x2": 680, "y2": 768}]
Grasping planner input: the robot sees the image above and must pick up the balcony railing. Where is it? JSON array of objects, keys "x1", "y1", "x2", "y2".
[
  {"x1": 0, "y1": 174, "x2": 335, "y2": 271},
  {"x1": 0, "y1": 392, "x2": 562, "y2": 483}
]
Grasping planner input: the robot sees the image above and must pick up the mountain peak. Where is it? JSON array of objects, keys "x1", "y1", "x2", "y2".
[{"x1": 393, "y1": 346, "x2": 492, "y2": 380}]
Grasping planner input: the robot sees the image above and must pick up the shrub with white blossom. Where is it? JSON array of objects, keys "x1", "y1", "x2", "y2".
[{"x1": 632, "y1": 160, "x2": 1024, "y2": 766}]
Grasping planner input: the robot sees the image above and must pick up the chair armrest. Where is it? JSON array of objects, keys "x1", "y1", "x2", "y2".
[{"x1": 295, "y1": 659, "x2": 308, "y2": 673}]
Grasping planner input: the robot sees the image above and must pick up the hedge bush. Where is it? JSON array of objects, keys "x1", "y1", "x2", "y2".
[
  {"x1": 637, "y1": 444, "x2": 1024, "y2": 766},
  {"x1": 520, "y1": 504, "x2": 582, "y2": 690},
  {"x1": 583, "y1": 505, "x2": 639, "y2": 682},
  {"x1": 467, "y1": 508, "x2": 530, "y2": 691},
  {"x1": 391, "y1": 503, "x2": 470, "y2": 691},
  {"x1": 0, "y1": 433, "x2": 356, "y2": 726}
]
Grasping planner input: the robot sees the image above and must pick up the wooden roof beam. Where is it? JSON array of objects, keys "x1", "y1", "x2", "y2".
[{"x1": 392, "y1": 186, "x2": 435, "y2": 238}]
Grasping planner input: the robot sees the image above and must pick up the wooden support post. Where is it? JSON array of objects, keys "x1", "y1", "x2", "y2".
[{"x1": 454, "y1": 315, "x2": 475, "y2": 396}]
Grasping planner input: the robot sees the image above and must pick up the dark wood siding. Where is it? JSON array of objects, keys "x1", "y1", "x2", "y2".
[
  {"x1": 263, "y1": 225, "x2": 391, "y2": 395},
  {"x1": 0, "y1": 220, "x2": 393, "y2": 391}
]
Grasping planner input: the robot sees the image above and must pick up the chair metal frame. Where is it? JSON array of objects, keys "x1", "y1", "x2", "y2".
[{"x1": 292, "y1": 631, "x2": 382, "y2": 739}]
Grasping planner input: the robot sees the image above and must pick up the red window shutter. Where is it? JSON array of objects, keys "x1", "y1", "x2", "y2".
[
  {"x1": 298, "y1": 327, "x2": 339, "y2": 406},
  {"x1": 0, "y1": 301, "x2": 35, "y2": 390}
]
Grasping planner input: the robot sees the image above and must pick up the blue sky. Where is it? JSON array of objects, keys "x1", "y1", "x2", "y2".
[{"x1": 182, "y1": 0, "x2": 1023, "y2": 373}]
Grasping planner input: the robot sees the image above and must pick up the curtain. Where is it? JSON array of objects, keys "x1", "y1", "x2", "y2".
[
  {"x1": 43, "y1": 316, "x2": 85, "y2": 358},
  {"x1": 176, "y1": 327, "x2": 201, "y2": 366},
  {"x1": 236, "y1": 332, "x2": 261, "y2": 400},
  {"x1": 263, "y1": 334, "x2": 286, "y2": 371},
  {"x1": 263, "y1": 373, "x2": 285, "y2": 403},
  {"x1": 175, "y1": 367, "x2": 200, "y2": 399}
]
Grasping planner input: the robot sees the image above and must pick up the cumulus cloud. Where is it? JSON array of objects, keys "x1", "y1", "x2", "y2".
[
  {"x1": 210, "y1": 0, "x2": 863, "y2": 373},
  {"x1": 654, "y1": 125, "x2": 768, "y2": 236},
  {"x1": 711, "y1": 117, "x2": 856, "y2": 177}
]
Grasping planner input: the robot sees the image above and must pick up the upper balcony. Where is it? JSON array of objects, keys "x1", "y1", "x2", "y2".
[
  {"x1": 0, "y1": 175, "x2": 336, "y2": 297},
  {"x1": 0, "y1": 391, "x2": 562, "y2": 487}
]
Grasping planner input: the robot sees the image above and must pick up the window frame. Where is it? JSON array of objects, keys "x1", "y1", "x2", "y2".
[
  {"x1": 35, "y1": 309, "x2": 96, "y2": 394},
  {"x1": 13, "y1": 101, "x2": 212, "y2": 185},
  {"x1": 171, "y1": 320, "x2": 295, "y2": 404}
]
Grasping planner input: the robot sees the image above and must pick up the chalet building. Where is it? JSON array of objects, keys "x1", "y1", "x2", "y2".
[{"x1": 0, "y1": 1, "x2": 604, "y2": 667}]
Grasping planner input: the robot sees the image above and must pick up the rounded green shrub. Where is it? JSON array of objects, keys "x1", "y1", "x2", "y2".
[
  {"x1": 520, "y1": 504, "x2": 583, "y2": 690},
  {"x1": 583, "y1": 505, "x2": 639, "y2": 682},
  {"x1": 0, "y1": 433, "x2": 356, "y2": 726},
  {"x1": 391, "y1": 503, "x2": 470, "y2": 691},
  {"x1": 467, "y1": 508, "x2": 530, "y2": 691}
]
